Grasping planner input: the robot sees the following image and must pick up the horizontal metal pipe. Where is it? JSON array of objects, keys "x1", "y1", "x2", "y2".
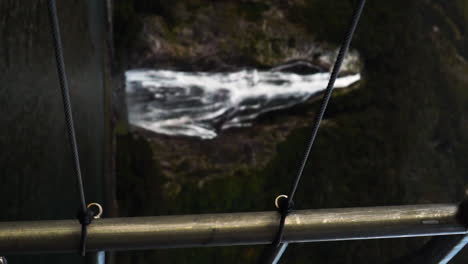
[{"x1": 0, "y1": 204, "x2": 465, "y2": 254}]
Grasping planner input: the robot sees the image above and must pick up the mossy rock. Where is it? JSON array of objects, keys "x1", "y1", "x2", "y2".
[{"x1": 115, "y1": 1, "x2": 468, "y2": 263}]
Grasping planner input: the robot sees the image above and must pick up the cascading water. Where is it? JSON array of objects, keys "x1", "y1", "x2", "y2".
[{"x1": 126, "y1": 68, "x2": 360, "y2": 139}]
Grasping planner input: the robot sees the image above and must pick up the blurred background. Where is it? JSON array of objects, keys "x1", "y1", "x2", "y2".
[{"x1": 1, "y1": 0, "x2": 468, "y2": 263}]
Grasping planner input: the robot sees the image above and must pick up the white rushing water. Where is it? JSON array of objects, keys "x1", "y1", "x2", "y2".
[{"x1": 126, "y1": 69, "x2": 360, "y2": 139}]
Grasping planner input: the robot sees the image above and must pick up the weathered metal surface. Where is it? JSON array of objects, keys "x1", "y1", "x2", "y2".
[{"x1": 0, "y1": 204, "x2": 465, "y2": 254}]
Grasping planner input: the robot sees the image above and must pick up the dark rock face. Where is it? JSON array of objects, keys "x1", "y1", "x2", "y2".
[
  {"x1": 114, "y1": 0, "x2": 468, "y2": 264},
  {"x1": 271, "y1": 60, "x2": 325, "y2": 75},
  {"x1": 265, "y1": 1, "x2": 468, "y2": 262},
  {"x1": 115, "y1": 0, "x2": 362, "y2": 72}
]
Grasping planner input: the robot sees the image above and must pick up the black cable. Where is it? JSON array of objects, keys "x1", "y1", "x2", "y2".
[
  {"x1": 46, "y1": 0, "x2": 92, "y2": 256},
  {"x1": 286, "y1": 0, "x2": 367, "y2": 210},
  {"x1": 261, "y1": 0, "x2": 367, "y2": 262},
  {"x1": 47, "y1": 0, "x2": 86, "y2": 212},
  {"x1": 77, "y1": 208, "x2": 95, "y2": 256}
]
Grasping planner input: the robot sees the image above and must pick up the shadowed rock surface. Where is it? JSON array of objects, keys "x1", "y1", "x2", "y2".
[{"x1": 114, "y1": 0, "x2": 468, "y2": 263}]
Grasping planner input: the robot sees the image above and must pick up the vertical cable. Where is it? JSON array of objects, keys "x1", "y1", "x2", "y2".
[
  {"x1": 47, "y1": 0, "x2": 96, "y2": 256},
  {"x1": 287, "y1": 0, "x2": 367, "y2": 210},
  {"x1": 47, "y1": 0, "x2": 87, "y2": 212},
  {"x1": 260, "y1": 0, "x2": 367, "y2": 263}
]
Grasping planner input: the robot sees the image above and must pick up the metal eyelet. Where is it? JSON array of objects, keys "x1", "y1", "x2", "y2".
[
  {"x1": 87, "y1": 203, "x2": 103, "y2": 219},
  {"x1": 275, "y1": 195, "x2": 288, "y2": 209}
]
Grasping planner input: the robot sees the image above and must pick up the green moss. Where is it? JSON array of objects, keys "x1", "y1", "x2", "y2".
[
  {"x1": 114, "y1": 121, "x2": 129, "y2": 136},
  {"x1": 237, "y1": 2, "x2": 270, "y2": 22},
  {"x1": 115, "y1": 1, "x2": 468, "y2": 263},
  {"x1": 115, "y1": 133, "x2": 164, "y2": 216},
  {"x1": 288, "y1": 0, "x2": 353, "y2": 44}
]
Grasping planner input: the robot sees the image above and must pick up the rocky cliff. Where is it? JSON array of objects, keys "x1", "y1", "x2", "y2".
[
  {"x1": 115, "y1": 0, "x2": 468, "y2": 263},
  {"x1": 115, "y1": 0, "x2": 361, "y2": 72}
]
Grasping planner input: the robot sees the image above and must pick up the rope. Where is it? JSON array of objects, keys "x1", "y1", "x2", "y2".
[
  {"x1": 262, "y1": 0, "x2": 367, "y2": 262},
  {"x1": 46, "y1": 0, "x2": 93, "y2": 256}
]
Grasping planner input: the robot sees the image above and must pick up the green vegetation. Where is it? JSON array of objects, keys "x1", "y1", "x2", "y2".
[
  {"x1": 115, "y1": 0, "x2": 468, "y2": 263},
  {"x1": 237, "y1": 2, "x2": 270, "y2": 22},
  {"x1": 113, "y1": 0, "x2": 141, "y2": 67}
]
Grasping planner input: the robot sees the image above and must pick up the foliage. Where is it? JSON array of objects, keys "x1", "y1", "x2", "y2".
[{"x1": 115, "y1": 0, "x2": 468, "y2": 263}]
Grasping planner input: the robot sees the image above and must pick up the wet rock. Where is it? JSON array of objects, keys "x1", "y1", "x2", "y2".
[{"x1": 271, "y1": 60, "x2": 325, "y2": 75}]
